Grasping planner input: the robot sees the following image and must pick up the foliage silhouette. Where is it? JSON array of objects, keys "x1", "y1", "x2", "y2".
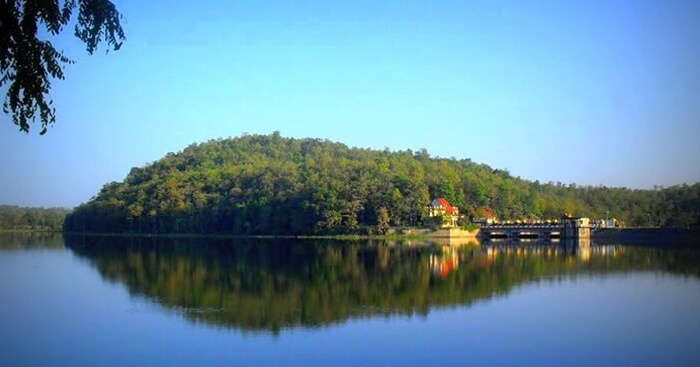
[{"x1": 1, "y1": 0, "x2": 125, "y2": 134}]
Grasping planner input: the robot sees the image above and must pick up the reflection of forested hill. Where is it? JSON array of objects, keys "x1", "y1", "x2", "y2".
[
  {"x1": 65, "y1": 235, "x2": 700, "y2": 333},
  {"x1": 0, "y1": 233, "x2": 65, "y2": 250}
]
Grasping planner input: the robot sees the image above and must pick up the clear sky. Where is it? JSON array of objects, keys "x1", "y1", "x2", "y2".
[{"x1": 1, "y1": 0, "x2": 699, "y2": 208}]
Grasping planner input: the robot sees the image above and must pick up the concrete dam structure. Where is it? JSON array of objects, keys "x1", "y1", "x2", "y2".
[{"x1": 480, "y1": 217, "x2": 591, "y2": 240}]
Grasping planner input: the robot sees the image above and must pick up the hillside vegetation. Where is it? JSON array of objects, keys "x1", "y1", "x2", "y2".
[{"x1": 64, "y1": 133, "x2": 700, "y2": 234}]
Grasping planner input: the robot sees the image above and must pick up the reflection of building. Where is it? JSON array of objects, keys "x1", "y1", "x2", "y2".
[
  {"x1": 566, "y1": 237, "x2": 591, "y2": 261},
  {"x1": 429, "y1": 249, "x2": 460, "y2": 278},
  {"x1": 429, "y1": 198, "x2": 459, "y2": 227},
  {"x1": 428, "y1": 237, "x2": 480, "y2": 247}
]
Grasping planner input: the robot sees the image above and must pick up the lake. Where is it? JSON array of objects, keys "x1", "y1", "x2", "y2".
[{"x1": 1, "y1": 233, "x2": 700, "y2": 366}]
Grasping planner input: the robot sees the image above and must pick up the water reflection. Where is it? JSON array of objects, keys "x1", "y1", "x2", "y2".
[
  {"x1": 0, "y1": 232, "x2": 64, "y2": 250},
  {"x1": 397, "y1": 236, "x2": 480, "y2": 247},
  {"x1": 64, "y1": 235, "x2": 700, "y2": 334}
]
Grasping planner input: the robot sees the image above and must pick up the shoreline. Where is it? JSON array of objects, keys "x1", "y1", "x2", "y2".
[
  {"x1": 60, "y1": 231, "x2": 434, "y2": 241},
  {"x1": 0, "y1": 229, "x2": 62, "y2": 233},
  {"x1": 60, "y1": 227, "x2": 480, "y2": 241},
  {"x1": 593, "y1": 228, "x2": 700, "y2": 246},
  {"x1": 6, "y1": 228, "x2": 698, "y2": 247}
]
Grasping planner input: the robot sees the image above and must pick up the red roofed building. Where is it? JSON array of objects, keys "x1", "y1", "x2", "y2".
[{"x1": 429, "y1": 198, "x2": 460, "y2": 227}]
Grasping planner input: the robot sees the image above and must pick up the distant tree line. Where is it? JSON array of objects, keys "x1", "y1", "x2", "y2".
[
  {"x1": 63, "y1": 133, "x2": 700, "y2": 234},
  {"x1": 0, "y1": 205, "x2": 70, "y2": 231}
]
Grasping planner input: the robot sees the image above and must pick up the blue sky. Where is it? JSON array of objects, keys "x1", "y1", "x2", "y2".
[{"x1": 1, "y1": 0, "x2": 699, "y2": 207}]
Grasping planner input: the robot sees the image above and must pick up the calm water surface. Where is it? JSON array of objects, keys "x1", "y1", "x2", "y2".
[{"x1": 1, "y1": 233, "x2": 700, "y2": 366}]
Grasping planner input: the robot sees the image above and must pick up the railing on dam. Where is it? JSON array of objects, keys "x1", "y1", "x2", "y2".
[
  {"x1": 479, "y1": 218, "x2": 591, "y2": 239},
  {"x1": 481, "y1": 224, "x2": 564, "y2": 229}
]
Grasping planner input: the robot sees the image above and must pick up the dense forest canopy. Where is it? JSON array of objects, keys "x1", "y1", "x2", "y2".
[
  {"x1": 0, "y1": 205, "x2": 70, "y2": 231},
  {"x1": 64, "y1": 133, "x2": 700, "y2": 234}
]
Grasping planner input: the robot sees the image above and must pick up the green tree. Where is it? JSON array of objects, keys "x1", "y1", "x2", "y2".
[
  {"x1": 376, "y1": 207, "x2": 390, "y2": 234},
  {"x1": 1, "y1": 0, "x2": 125, "y2": 134}
]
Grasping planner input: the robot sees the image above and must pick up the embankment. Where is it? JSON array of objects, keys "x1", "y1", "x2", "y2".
[{"x1": 593, "y1": 228, "x2": 700, "y2": 247}]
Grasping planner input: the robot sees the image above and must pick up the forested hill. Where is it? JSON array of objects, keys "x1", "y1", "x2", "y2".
[{"x1": 64, "y1": 133, "x2": 700, "y2": 234}]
